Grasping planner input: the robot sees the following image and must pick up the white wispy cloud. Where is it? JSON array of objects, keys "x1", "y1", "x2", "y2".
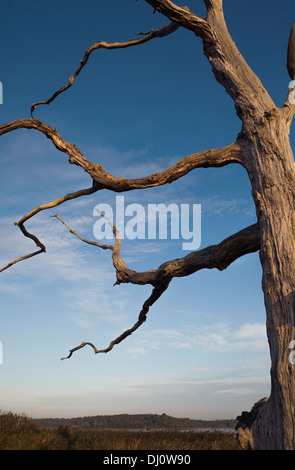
[
  {"x1": 0, "y1": 212, "x2": 134, "y2": 330},
  {"x1": 126, "y1": 347, "x2": 147, "y2": 357},
  {"x1": 199, "y1": 195, "x2": 254, "y2": 219},
  {"x1": 194, "y1": 322, "x2": 268, "y2": 353},
  {"x1": 127, "y1": 321, "x2": 268, "y2": 358}
]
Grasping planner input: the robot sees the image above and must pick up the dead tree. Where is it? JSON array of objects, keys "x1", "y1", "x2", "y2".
[{"x1": 1, "y1": 0, "x2": 295, "y2": 449}]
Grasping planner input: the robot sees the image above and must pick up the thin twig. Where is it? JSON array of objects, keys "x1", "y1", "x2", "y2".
[
  {"x1": 0, "y1": 248, "x2": 45, "y2": 273},
  {"x1": 16, "y1": 184, "x2": 101, "y2": 226},
  {"x1": 0, "y1": 223, "x2": 46, "y2": 273},
  {"x1": 52, "y1": 213, "x2": 158, "y2": 286},
  {"x1": 51, "y1": 214, "x2": 114, "y2": 251}
]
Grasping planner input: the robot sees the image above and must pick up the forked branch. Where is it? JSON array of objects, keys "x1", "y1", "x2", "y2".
[
  {"x1": 0, "y1": 183, "x2": 101, "y2": 273},
  {"x1": 144, "y1": 1, "x2": 214, "y2": 39},
  {"x1": 56, "y1": 213, "x2": 260, "y2": 359},
  {"x1": 53, "y1": 213, "x2": 158, "y2": 287},
  {"x1": 0, "y1": 0, "x2": 263, "y2": 362},
  {"x1": 61, "y1": 273, "x2": 171, "y2": 360},
  {"x1": 0, "y1": 116, "x2": 242, "y2": 275}
]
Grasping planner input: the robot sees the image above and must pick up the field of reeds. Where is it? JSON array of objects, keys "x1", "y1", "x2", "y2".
[{"x1": 0, "y1": 411, "x2": 241, "y2": 450}]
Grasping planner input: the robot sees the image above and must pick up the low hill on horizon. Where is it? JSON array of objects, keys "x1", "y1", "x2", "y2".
[{"x1": 35, "y1": 412, "x2": 237, "y2": 430}]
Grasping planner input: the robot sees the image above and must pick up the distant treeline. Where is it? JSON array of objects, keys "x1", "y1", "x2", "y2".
[
  {"x1": 35, "y1": 413, "x2": 237, "y2": 430},
  {"x1": 0, "y1": 411, "x2": 241, "y2": 450}
]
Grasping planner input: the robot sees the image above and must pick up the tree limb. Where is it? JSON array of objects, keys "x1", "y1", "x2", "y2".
[
  {"x1": 61, "y1": 272, "x2": 171, "y2": 359},
  {"x1": 30, "y1": 19, "x2": 186, "y2": 116},
  {"x1": 0, "y1": 182, "x2": 102, "y2": 273},
  {"x1": 158, "y1": 222, "x2": 260, "y2": 278},
  {"x1": 0, "y1": 120, "x2": 243, "y2": 191},
  {"x1": 144, "y1": 1, "x2": 214, "y2": 40},
  {"x1": 0, "y1": 223, "x2": 46, "y2": 273},
  {"x1": 51, "y1": 214, "x2": 114, "y2": 251},
  {"x1": 0, "y1": 248, "x2": 45, "y2": 274},
  {"x1": 86, "y1": 142, "x2": 243, "y2": 192},
  {"x1": 146, "y1": 0, "x2": 274, "y2": 119},
  {"x1": 56, "y1": 213, "x2": 260, "y2": 359},
  {"x1": 0, "y1": 117, "x2": 242, "y2": 275},
  {"x1": 0, "y1": 119, "x2": 96, "y2": 178},
  {"x1": 16, "y1": 183, "x2": 100, "y2": 227},
  {"x1": 53, "y1": 213, "x2": 158, "y2": 287}
]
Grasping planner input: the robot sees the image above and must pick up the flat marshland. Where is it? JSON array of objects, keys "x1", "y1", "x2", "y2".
[{"x1": 0, "y1": 412, "x2": 241, "y2": 450}]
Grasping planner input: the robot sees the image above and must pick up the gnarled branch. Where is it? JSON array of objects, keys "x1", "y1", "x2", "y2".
[
  {"x1": 16, "y1": 183, "x2": 100, "y2": 227},
  {"x1": 30, "y1": 18, "x2": 187, "y2": 116},
  {"x1": 158, "y1": 222, "x2": 260, "y2": 278},
  {"x1": 0, "y1": 1, "x2": 263, "y2": 363},
  {"x1": 146, "y1": 0, "x2": 274, "y2": 118},
  {"x1": 0, "y1": 182, "x2": 101, "y2": 273},
  {"x1": 0, "y1": 116, "x2": 242, "y2": 275},
  {"x1": 56, "y1": 213, "x2": 260, "y2": 359},
  {"x1": 0, "y1": 223, "x2": 46, "y2": 273},
  {"x1": 0, "y1": 120, "x2": 243, "y2": 189},
  {"x1": 144, "y1": 1, "x2": 214, "y2": 40},
  {"x1": 61, "y1": 272, "x2": 171, "y2": 360},
  {"x1": 53, "y1": 213, "x2": 158, "y2": 287}
]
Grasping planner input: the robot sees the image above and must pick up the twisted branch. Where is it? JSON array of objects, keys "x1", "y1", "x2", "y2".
[
  {"x1": 0, "y1": 115, "x2": 242, "y2": 275},
  {"x1": 53, "y1": 213, "x2": 158, "y2": 287},
  {"x1": 144, "y1": 1, "x2": 214, "y2": 39},
  {"x1": 0, "y1": 222, "x2": 46, "y2": 273},
  {"x1": 0, "y1": 183, "x2": 101, "y2": 273},
  {"x1": 61, "y1": 273, "x2": 171, "y2": 360},
  {"x1": 16, "y1": 183, "x2": 100, "y2": 227},
  {"x1": 55, "y1": 213, "x2": 260, "y2": 359},
  {"x1": 0, "y1": 120, "x2": 243, "y2": 189},
  {"x1": 0, "y1": 0, "x2": 263, "y2": 362},
  {"x1": 30, "y1": 19, "x2": 187, "y2": 116}
]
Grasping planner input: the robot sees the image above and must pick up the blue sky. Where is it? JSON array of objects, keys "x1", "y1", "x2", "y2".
[{"x1": 0, "y1": 0, "x2": 294, "y2": 421}]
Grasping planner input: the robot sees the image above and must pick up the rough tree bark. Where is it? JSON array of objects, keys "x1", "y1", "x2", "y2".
[
  {"x1": 194, "y1": 1, "x2": 295, "y2": 449},
  {"x1": 1, "y1": 0, "x2": 295, "y2": 449}
]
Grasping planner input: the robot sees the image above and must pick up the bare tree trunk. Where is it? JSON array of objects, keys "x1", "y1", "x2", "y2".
[
  {"x1": 192, "y1": 0, "x2": 295, "y2": 449},
  {"x1": 237, "y1": 118, "x2": 295, "y2": 449}
]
